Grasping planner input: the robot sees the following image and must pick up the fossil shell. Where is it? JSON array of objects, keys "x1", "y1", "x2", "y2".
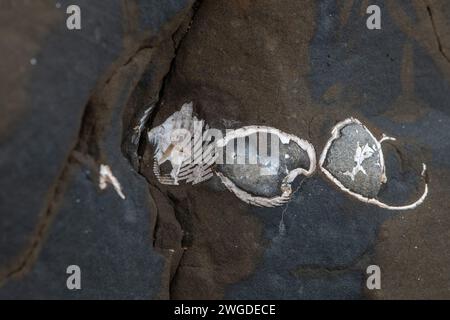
[
  {"x1": 319, "y1": 118, "x2": 428, "y2": 210},
  {"x1": 147, "y1": 104, "x2": 427, "y2": 210},
  {"x1": 320, "y1": 118, "x2": 384, "y2": 198},
  {"x1": 215, "y1": 126, "x2": 316, "y2": 207},
  {"x1": 147, "y1": 102, "x2": 214, "y2": 185}
]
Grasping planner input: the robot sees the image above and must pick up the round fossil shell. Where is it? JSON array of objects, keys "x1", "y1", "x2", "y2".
[
  {"x1": 320, "y1": 118, "x2": 384, "y2": 198},
  {"x1": 215, "y1": 126, "x2": 316, "y2": 205},
  {"x1": 217, "y1": 139, "x2": 310, "y2": 197},
  {"x1": 319, "y1": 117, "x2": 428, "y2": 211}
]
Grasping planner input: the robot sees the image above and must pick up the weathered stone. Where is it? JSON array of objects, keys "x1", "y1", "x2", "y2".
[
  {"x1": 0, "y1": 0, "x2": 195, "y2": 299},
  {"x1": 0, "y1": 0, "x2": 124, "y2": 276},
  {"x1": 1, "y1": 0, "x2": 450, "y2": 300},
  {"x1": 147, "y1": 0, "x2": 450, "y2": 299}
]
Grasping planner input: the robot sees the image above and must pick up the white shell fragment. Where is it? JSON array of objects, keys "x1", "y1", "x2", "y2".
[
  {"x1": 132, "y1": 104, "x2": 155, "y2": 145},
  {"x1": 147, "y1": 102, "x2": 214, "y2": 185},
  {"x1": 99, "y1": 164, "x2": 126, "y2": 200},
  {"x1": 319, "y1": 118, "x2": 428, "y2": 210}
]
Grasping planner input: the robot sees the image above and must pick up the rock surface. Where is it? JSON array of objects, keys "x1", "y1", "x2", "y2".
[
  {"x1": 0, "y1": 0, "x2": 449, "y2": 299},
  {"x1": 0, "y1": 0, "x2": 195, "y2": 299},
  {"x1": 147, "y1": 0, "x2": 450, "y2": 299}
]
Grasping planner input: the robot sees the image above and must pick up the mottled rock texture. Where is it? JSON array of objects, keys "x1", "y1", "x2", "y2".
[{"x1": 1, "y1": 0, "x2": 449, "y2": 299}]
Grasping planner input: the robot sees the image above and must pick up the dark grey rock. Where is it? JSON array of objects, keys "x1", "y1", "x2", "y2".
[
  {"x1": 0, "y1": 0, "x2": 124, "y2": 273},
  {"x1": 0, "y1": 0, "x2": 194, "y2": 299},
  {"x1": 224, "y1": 177, "x2": 388, "y2": 299},
  {"x1": 0, "y1": 163, "x2": 164, "y2": 299}
]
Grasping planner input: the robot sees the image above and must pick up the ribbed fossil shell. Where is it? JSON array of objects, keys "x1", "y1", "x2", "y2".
[{"x1": 147, "y1": 102, "x2": 214, "y2": 185}]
